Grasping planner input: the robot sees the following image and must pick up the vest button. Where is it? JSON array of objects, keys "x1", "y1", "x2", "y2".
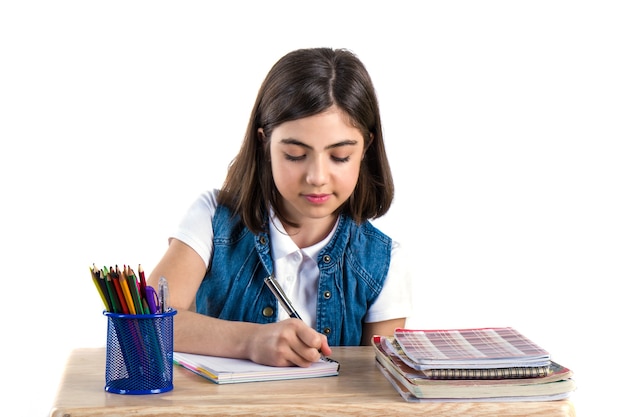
[
  {"x1": 322, "y1": 254, "x2": 331, "y2": 263},
  {"x1": 259, "y1": 236, "x2": 267, "y2": 245},
  {"x1": 323, "y1": 291, "x2": 331, "y2": 299},
  {"x1": 323, "y1": 327, "x2": 331, "y2": 335},
  {"x1": 262, "y1": 306, "x2": 274, "y2": 317}
]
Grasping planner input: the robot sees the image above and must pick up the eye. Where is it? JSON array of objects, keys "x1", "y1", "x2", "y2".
[
  {"x1": 284, "y1": 153, "x2": 306, "y2": 161},
  {"x1": 331, "y1": 155, "x2": 351, "y2": 163}
]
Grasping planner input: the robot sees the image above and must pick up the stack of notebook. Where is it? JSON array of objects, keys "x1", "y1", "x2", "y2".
[{"x1": 373, "y1": 327, "x2": 576, "y2": 402}]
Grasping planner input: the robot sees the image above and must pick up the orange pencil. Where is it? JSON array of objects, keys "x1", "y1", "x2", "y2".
[
  {"x1": 110, "y1": 266, "x2": 129, "y2": 314},
  {"x1": 119, "y1": 265, "x2": 136, "y2": 315},
  {"x1": 126, "y1": 266, "x2": 145, "y2": 314}
]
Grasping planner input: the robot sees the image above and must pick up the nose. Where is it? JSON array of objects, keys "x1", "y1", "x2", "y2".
[{"x1": 306, "y1": 156, "x2": 329, "y2": 186}]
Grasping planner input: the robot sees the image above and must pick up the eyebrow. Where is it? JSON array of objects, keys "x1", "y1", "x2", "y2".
[{"x1": 279, "y1": 138, "x2": 359, "y2": 150}]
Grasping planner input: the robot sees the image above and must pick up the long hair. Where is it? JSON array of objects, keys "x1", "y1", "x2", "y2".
[{"x1": 218, "y1": 47, "x2": 394, "y2": 234}]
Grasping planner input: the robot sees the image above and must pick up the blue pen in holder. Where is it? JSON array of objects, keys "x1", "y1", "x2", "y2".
[{"x1": 104, "y1": 309, "x2": 177, "y2": 394}]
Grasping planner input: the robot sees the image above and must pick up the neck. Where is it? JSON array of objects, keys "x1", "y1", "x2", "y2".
[{"x1": 283, "y1": 215, "x2": 338, "y2": 249}]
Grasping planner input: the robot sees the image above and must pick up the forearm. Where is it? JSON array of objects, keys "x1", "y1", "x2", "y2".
[
  {"x1": 172, "y1": 309, "x2": 261, "y2": 359},
  {"x1": 172, "y1": 308, "x2": 330, "y2": 367},
  {"x1": 360, "y1": 317, "x2": 406, "y2": 346}
]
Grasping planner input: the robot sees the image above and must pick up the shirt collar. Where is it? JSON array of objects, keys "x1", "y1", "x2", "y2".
[{"x1": 268, "y1": 208, "x2": 338, "y2": 261}]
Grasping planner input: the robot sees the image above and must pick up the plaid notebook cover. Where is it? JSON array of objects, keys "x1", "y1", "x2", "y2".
[{"x1": 394, "y1": 327, "x2": 551, "y2": 369}]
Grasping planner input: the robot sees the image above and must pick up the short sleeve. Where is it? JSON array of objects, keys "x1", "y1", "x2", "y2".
[
  {"x1": 364, "y1": 240, "x2": 413, "y2": 323},
  {"x1": 169, "y1": 189, "x2": 220, "y2": 268}
]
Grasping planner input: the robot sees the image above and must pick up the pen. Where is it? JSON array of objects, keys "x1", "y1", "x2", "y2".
[
  {"x1": 264, "y1": 274, "x2": 301, "y2": 319},
  {"x1": 158, "y1": 276, "x2": 170, "y2": 313},
  {"x1": 264, "y1": 274, "x2": 338, "y2": 366},
  {"x1": 145, "y1": 285, "x2": 159, "y2": 314}
]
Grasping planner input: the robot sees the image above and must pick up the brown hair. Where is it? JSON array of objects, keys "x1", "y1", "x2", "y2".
[{"x1": 218, "y1": 47, "x2": 394, "y2": 234}]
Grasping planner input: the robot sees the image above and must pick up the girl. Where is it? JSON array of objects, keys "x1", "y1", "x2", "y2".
[{"x1": 148, "y1": 47, "x2": 412, "y2": 367}]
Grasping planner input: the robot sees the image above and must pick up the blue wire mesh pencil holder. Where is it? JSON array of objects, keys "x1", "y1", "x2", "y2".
[{"x1": 104, "y1": 310, "x2": 177, "y2": 394}]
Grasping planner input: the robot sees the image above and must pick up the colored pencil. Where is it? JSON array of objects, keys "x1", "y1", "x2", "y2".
[
  {"x1": 90, "y1": 265, "x2": 111, "y2": 311},
  {"x1": 126, "y1": 266, "x2": 145, "y2": 314},
  {"x1": 110, "y1": 266, "x2": 130, "y2": 314}
]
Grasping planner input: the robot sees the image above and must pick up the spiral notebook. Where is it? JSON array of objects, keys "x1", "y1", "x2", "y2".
[
  {"x1": 372, "y1": 332, "x2": 576, "y2": 401},
  {"x1": 173, "y1": 351, "x2": 340, "y2": 384},
  {"x1": 393, "y1": 327, "x2": 551, "y2": 371}
]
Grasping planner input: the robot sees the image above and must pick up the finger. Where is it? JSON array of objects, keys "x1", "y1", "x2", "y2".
[
  {"x1": 319, "y1": 336, "x2": 332, "y2": 357},
  {"x1": 288, "y1": 347, "x2": 321, "y2": 367},
  {"x1": 293, "y1": 329, "x2": 333, "y2": 362},
  {"x1": 294, "y1": 324, "x2": 325, "y2": 350}
]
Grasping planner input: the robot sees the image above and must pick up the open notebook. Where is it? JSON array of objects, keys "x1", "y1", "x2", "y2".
[{"x1": 173, "y1": 351, "x2": 340, "y2": 384}]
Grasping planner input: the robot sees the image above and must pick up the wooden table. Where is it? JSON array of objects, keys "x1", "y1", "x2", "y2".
[{"x1": 49, "y1": 347, "x2": 576, "y2": 416}]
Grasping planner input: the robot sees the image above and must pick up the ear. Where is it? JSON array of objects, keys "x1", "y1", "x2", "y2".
[{"x1": 258, "y1": 128, "x2": 271, "y2": 162}]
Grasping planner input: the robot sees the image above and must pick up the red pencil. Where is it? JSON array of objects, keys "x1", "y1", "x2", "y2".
[
  {"x1": 110, "y1": 266, "x2": 130, "y2": 314},
  {"x1": 138, "y1": 264, "x2": 147, "y2": 300}
]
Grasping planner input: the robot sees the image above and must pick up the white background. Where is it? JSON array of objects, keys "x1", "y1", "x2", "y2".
[{"x1": 1, "y1": 1, "x2": 624, "y2": 416}]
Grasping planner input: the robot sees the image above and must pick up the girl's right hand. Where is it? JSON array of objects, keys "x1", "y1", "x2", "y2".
[{"x1": 246, "y1": 318, "x2": 332, "y2": 367}]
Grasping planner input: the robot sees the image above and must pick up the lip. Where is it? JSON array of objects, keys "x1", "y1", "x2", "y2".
[{"x1": 303, "y1": 193, "x2": 331, "y2": 204}]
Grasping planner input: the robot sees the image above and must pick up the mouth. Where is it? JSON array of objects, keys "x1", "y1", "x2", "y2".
[{"x1": 303, "y1": 193, "x2": 331, "y2": 204}]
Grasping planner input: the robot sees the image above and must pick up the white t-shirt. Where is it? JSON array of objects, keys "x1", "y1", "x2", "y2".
[{"x1": 171, "y1": 189, "x2": 413, "y2": 327}]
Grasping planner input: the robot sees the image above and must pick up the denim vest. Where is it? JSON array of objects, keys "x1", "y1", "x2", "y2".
[{"x1": 195, "y1": 204, "x2": 392, "y2": 346}]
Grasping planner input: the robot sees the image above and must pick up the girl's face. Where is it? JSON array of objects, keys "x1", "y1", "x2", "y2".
[{"x1": 266, "y1": 106, "x2": 365, "y2": 232}]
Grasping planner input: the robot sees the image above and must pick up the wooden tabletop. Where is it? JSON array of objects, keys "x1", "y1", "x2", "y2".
[{"x1": 49, "y1": 347, "x2": 576, "y2": 417}]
